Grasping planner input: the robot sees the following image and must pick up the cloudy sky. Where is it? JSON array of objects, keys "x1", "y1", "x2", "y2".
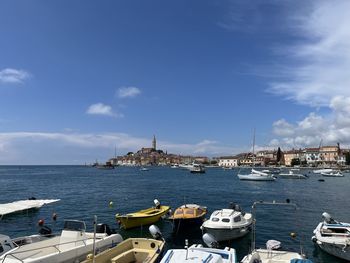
[{"x1": 1, "y1": 0, "x2": 350, "y2": 164}]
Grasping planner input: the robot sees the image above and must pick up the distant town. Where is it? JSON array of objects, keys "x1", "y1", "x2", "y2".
[{"x1": 100, "y1": 136, "x2": 350, "y2": 168}]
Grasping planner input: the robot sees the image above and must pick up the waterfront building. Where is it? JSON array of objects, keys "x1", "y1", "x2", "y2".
[
  {"x1": 218, "y1": 156, "x2": 239, "y2": 167},
  {"x1": 304, "y1": 147, "x2": 321, "y2": 166},
  {"x1": 283, "y1": 149, "x2": 302, "y2": 166}
]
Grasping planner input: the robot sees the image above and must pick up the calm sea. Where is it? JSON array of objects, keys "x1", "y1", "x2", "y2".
[{"x1": 0, "y1": 165, "x2": 349, "y2": 263}]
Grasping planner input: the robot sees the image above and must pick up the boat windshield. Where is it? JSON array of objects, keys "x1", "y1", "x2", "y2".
[{"x1": 64, "y1": 220, "x2": 86, "y2": 231}]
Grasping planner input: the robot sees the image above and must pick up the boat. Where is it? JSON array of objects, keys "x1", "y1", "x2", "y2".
[
  {"x1": 0, "y1": 199, "x2": 60, "y2": 220},
  {"x1": 311, "y1": 212, "x2": 350, "y2": 261},
  {"x1": 81, "y1": 225, "x2": 165, "y2": 263},
  {"x1": 276, "y1": 170, "x2": 308, "y2": 179},
  {"x1": 190, "y1": 164, "x2": 205, "y2": 174},
  {"x1": 241, "y1": 200, "x2": 310, "y2": 263},
  {"x1": 0, "y1": 219, "x2": 123, "y2": 263},
  {"x1": 115, "y1": 199, "x2": 170, "y2": 229},
  {"x1": 201, "y1": 203, "x2": 253, "y2": 241},
  {"x1": 238, "y1": 169, "x2": 276, "y2": 181},
  {"x1": 313, "y1": 168, "x2": 333, "y2": 174},
  {"x1": 237, "y1": 130, "x2": 275, "y2": 181},
  {"x1": 140, "y1": 167, "x2": 149, "y2": 171},
  {"x1": 170, "y1": 164, "x2": 179, "y2": 168},
  {"x1": 0, "y1": 233, "x2": 53, "y2": 257},
  {"x1": 321, "y1": 170, "x2": 343, "y2": 177},
  {"x1": 168, "y1": 204, "x2": 207, "y2": 232},
  {"x1": 160, "y1": 234, "x2": 237, "y2": 263}
]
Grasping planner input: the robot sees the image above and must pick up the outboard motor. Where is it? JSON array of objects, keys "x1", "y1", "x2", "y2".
[
  {"x1": 149, "y1": 225, "x2": 163, "y2": 240},
  {"x1": 228, "y1": 202, "x2": 236, "y2": 209},
  {"x1": 322, "y1": 212, "x2": 337, "y2": 224},
  {"x1": 96, "y1": 223, "x2": 114, "y2": 235},
  {"x1": 235, "y1": 204, "x2": 242, "y2": 212},
  {"x1": 39, "y1": 225, "x2": 52, "y2": 236},
  {"x1": 203, "y1": 233, "x2": 219, "y2": 248},
  {"x1": 154, "y1": 199, "x2": 161, "y2": 209}
]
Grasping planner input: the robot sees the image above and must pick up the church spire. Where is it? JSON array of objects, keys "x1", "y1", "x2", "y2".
[{"x1": 152, "y1": 135, "x2": 156, "y2": 150}]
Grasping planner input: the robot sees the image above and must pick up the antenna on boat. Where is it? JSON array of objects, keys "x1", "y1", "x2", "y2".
[
  {"x1": 185, "y1": 239, "x2": 189, "y2": 260},
  {"x1": 92, "y1": 215, "x2": 97, "y2": 263}
]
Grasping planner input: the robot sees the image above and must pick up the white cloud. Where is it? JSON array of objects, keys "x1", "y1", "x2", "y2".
[
  {"x1": 86, "y1": 103, "x2": 123, "y2": 118},
  {"x1": 266, "y1": 1, "x2": 350, "y2": 149},
  {"x1": 268, "y1": 0, "x2": 350, "y2": 107},
  {"x1": 271, "y1": 97, "x2": 350, "y2": 149},
  {"x1": 0, "y1": 68, "x2": 31, "y2": 84},
  {"x1": 117, "y1": 87, "x2": 141, "y2": 98}
]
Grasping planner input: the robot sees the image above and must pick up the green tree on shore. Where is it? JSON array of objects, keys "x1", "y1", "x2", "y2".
[{"x1": 346, "y1": 152, "x2": 350, "y2": 165}]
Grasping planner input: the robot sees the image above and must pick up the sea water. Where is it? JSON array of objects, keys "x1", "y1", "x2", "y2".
[{"x1": 0, "y1": 165, "x2": 349, "y2": 263}]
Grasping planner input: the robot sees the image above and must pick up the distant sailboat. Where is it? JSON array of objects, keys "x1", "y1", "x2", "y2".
[{"x1": 237, "y1": 130, "x2": 276, "y2": 181}]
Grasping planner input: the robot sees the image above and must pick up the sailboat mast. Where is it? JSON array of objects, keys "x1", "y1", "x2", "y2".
[{"x1": 252, "y1": 128, "x2": 256, "y2": 167}]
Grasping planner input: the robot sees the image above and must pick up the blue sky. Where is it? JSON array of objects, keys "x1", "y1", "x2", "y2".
[{"x1": 1, "y1": 0, "x2": 350, "y2": 164}]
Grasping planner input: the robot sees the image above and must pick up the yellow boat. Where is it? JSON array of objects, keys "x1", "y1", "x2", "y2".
[
  {"x1": 116, "y1": 200, "x2": 170, "y2": 230},
  {"x1": 82, "y1": 238, "x2": 165, "y2": 263}
]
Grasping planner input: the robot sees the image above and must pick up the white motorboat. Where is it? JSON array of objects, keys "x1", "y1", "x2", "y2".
[
  {"x1": 0, "y1": 233, "x2": 53, "y2": 257},
  {"x1": 238, "y1": 169, "x2": 276, "y2": 181},
  {"x1": 201, "y1": 203, "x2": 252, "y2": 241},
  {"x1": 190, "y1": 164, "x2": 205, "y2": 174},
  {"x1": 276, "y1": 170, "x2": 308, "y2": 179},
  {"x1": 160, "y1": 235, "x2": 237, "y2": 263},
  {"x1": 312, "y1": 212, "x2": 350, "y2": 261},
  {"x1": 321, "y1": 170, "x2": 343, "y2": 177},
  {"x1": 0, "y1": 219, "x2": 123, "y2": 263},
  {"x1": 170, "y1": 164, "x2": 179, "y2": 168},
  {"x1": 140, "y1": 167, "x2": 149, "y2": 171},
  {"x1": 241, "y1": 200, "x2": 309, "y2": 263},
  {"x1": 313, "y1": 168, "x2": 333, "y2": 174}
]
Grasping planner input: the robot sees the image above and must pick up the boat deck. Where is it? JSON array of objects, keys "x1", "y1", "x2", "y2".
[{"x1": 0, "y1": 199, "x2": 60, "y2": 219}]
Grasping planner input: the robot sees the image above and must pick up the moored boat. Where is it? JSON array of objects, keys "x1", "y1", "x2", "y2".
[
  {"x1": 321, "y1": 170, "x2": 343, "y2": 177},
  {"x1": 190, "y1": 164, "x2": 205, "y2": 174},
  {"x1": 82, "y1": 238, "x2": 164, "y2": 263},
  {"x1": 115, "y1": 199, "x2": 170, "y2": 229},
  {"x1": 0, "y1": 219, "x2": 123, "y2": 263},
  {"x1": 276, "y1": 170, "x2": 308, "y2": 179},
  {"x1": 168, "y1": 204, "x2": 207, "y2": 232},
  {"x1": 238, "y1": 169, "x2": 276, "y2": 181},
  {"x1": 160, "y1": 235, "x2": 237, "y2": 263},
  {"x1": 312, "y1": 212, "x2": 350, "y2": 261},
  {"x1": 201, "y1": 203, "x2": 252, "y2": 241},
  {"x1": 241, "y1": 200, "x2": 310, "y2": 263}
]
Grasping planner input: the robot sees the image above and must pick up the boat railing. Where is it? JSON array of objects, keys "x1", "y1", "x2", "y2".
[
  {"x1": 250, "y1": 200, "x2": 304, "y2": 257},
  {"x1": 0, "y1": 236, "x2": 95, "y2": 263}
]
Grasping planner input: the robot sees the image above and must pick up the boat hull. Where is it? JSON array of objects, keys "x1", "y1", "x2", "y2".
[
  {"x1": 237, "y1": 174, "x2": 275, "y2": 181},
  {"x1": 202, "y1": 225, "x2": 251, "y2": 241},
  {"x1": 172, "y1": 217, "x2": 205, "y2": 232},
  {"x1": 116, "y1": 206, "x2": 170, "y2": 229},
  {"x1": 315, "y1": 240, "x2": 350, "y2": 261}
]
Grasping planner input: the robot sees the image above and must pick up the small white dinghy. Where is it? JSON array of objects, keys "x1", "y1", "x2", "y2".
[
  {"x1": 237, "y1": 169, "x2": 276, "y2": 181},
  {"x1": 160, "y1": 234, "x2": 237, "y2": 263},
  {"x1": 312, "y1": 212, "x2": 350, "y2": 261},
  {"x1": 320, "y1": 171, "x2": 344, "y2": 177}
]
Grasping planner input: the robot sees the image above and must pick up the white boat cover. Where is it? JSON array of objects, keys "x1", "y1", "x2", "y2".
[
  {"x1": 266, "y1": 239, "x2": 281, "y2": 250},
  {"x1": 0, "y1": 199, "x2": 60, "y2": 218}
]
